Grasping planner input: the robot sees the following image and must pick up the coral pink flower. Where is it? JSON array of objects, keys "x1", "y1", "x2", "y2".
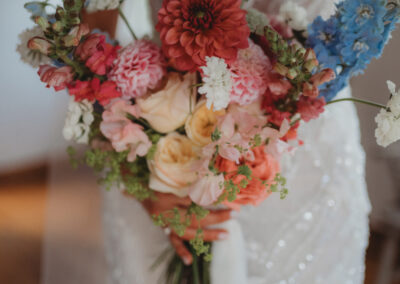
[
  {"x1": 302, "y1": 68, "x2": 335, "y2": 98},
  {"x1": 68, "y1": 78, "x2": 121, "y2": 106},
  {"x1": 100, "y1": 100, "x2": 151, "y2": 162},
  {"x1": 109, "y1": 40, "x2": 166, "y2": 99},
  {"x1": 75, "y1": 34, "x2": 120, "y2": 75},
  {"x1": 229, "y1": 40, "x2": 272, "y2": 105},
  {"x1": 38, "y1": 65, "x2": 74, "y2": 91},
  {"x1": 188, "y1": 173, "x2": 224, "y2": 206},
  {"x1": 156, "y1": 0, "x2": 250, "y2": 71},
  {"x1": 297, "y1": 96, "x2": 326, "y2": 122},
  {"x1": 216, "y1": 146, "x2": 280, "y2": 209}
]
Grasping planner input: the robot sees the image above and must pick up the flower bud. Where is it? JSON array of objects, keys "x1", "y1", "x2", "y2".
[
  {"x1": 63, "y1": 24, "x2": 90, "y2": 47},
  {"x1": 303, "y1": 59, "x2": 319, "y2": 72},
  {"x1": 287, "y1": 68, "x2": 299, "y2": 80},
  {"x1": 52, "y1": 21, "x2": 64, "y2": 32},
  {"x1": 34, "y1": 16, "x2": 50, "y2": 30},
  {"x1": 27, "y1": 37, "x2": 53, "y2": 55},
  {"x1": 274, "y1": 63, "x2": 289, "y2": 76}
]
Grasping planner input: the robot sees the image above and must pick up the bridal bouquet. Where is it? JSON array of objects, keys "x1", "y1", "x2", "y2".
[{"x1": 18, "y1": 0, "x2": 400, "y2": 282}]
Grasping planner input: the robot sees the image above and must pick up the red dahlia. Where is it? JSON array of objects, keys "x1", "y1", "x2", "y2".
[{"x1": 156, "y1": 0, "x2": 250, "y2": 71}]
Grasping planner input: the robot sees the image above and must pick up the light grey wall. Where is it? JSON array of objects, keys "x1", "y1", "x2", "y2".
[{"x1": 0, "y1": 0, "x2": 67, "y2": 172}]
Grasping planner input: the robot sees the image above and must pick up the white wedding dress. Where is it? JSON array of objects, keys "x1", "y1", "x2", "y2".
[
  {"x1": 42, "y1": 1, "x2": 371, "y2": 284},
  {"x1": 101, "y1": 1, "x2": 371, "y2": 284}
]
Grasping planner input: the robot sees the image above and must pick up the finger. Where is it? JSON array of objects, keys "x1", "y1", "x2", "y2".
[
  {"x1": 190, "y1": 210, "x2": 232, "y2": 228},
  {"x1": 155, "y1": 192, "x2": 192, "y2": 207},
  {"x1": 169, "y1": 233, "x2": 193, "y2": 266},
  {"x1": 181, "y1": 228, "x2": 228, "y2": 242}
]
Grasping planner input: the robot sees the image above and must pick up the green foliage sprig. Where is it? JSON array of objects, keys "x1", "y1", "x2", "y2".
[
  {"x1": 152, "y1": 203, "x2": 211, "y2": 260},
  {"x1": 67, "y1": 145, "x2": 154, "y2": 201}
]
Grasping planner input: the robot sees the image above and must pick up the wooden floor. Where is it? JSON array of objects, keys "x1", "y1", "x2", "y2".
[{"x1": 0, "y1": 166, "x2": 398, "y2": 284}]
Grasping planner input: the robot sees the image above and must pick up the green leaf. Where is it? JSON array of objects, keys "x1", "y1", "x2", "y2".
[
  {"x1": 211, "y1": 127, "x2": 221, "y2": 142},
  {"x1": 237, "y1": 165, "x2": 252, "y2": 179}
]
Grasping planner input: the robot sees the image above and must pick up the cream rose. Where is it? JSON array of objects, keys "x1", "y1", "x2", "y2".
[
  {"x1": 148, "y1": 132, "x2": 200, "y2": 197},
  {"x1": 185, "y1": 100, "x2": 225, "y2": 146},
  {"x1": 137, "y1": 72, "x2": 196, "y2": 133}
]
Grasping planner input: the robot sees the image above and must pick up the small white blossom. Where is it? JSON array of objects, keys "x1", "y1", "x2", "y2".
[
  {"x1": 246, "y1": 8, "x2": 270, "y2": 35},
  {"x1": 63, "y1": 98, "x2": 94, "y2": 144},
  {"x1": 199, "y1": 57, "x2": 233, "y2": 111},
  {"x1": 86, "y1": 0, "x2": 120, "y2": 13},
  {"x1": 279, "y1": 1, "x2": 308, "y2": 31},
  {"x1": 375, "y1": 81, "x2": 400, "y2": 147},
  {"x1": 386, "y1": 80, "x2": 400, "y2": 115},
  {"x1": 16, "y1": 26, "x2": 51, "y2": 68}
]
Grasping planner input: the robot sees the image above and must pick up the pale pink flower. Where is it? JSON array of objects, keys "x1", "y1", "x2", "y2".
[
  {"x1": 112, "y1": 123, "x2": 152, "y2": 162},
  {"x1": 100, "y1": 100, "x2": 150, "y2": 162},
  {"x1": 229, "y1": 40, "x2": 271, "y2": 105},
  {"x1": 38, "y1": 65, "x2": 74, "y2": 91},
  {"x1": 109, "y1": 40, "x2": 166, "y2": 99},
  {"x1": 188, "y1": 173, "x2": 225, "y2": 206}
]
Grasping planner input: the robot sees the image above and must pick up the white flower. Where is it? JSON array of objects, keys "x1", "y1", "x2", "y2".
[
  {"x1": 16, "y1": 26, "x2": 51, "y2": 68},
  {"x1": 63, "y1": 98, "x2": 94, "y2": 144},
  {"x1": 279, "y1": 1, "x2": 308, "y2": 31},
  {"x1": 246, "y1": 8, "x2": 270, "y2": 35},
  {"x1": 199, "y1": 56, "x2": 233, "y2": 111},
  {"x1": 375, "y1": 109, "x2": 400, "y2": 147},
  {"x1": 85, "y1": 0, "x2": 120, "y2": 13},
  {"x1": 375, "y1": 81, "x2": 400, "y2": 147},
  {"x1": 386, "y1": 80, "x2": 400, "y2": 116}
]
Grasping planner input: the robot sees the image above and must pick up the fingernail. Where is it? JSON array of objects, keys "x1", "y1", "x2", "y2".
[
  {"x1": 230, "y1": 210, "x2": 239, "y2": 218},
  {"x1": 218, "y1": 233, "x2": 228, "y2": 240}
]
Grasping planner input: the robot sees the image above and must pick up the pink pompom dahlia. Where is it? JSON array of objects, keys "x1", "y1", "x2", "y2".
[
  {"x1": 229, "y1": 40, "x2": 272, "y2": 105},
  {"x1": 156, "y1": 0, "x2": 250, "y2": 71},
  {"x1": 108, "y1": 40, "x2": 166, "y2": 99}
]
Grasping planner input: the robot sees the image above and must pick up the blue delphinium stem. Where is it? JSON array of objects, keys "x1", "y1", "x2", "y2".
[{"x1": 306, "y1": 0, "x2": 400, "y2": 101}]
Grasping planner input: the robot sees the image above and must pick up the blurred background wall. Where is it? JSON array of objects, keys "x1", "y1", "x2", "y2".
[{"x1": 0, "y1": 0, "x2": 65, "y2": 173}]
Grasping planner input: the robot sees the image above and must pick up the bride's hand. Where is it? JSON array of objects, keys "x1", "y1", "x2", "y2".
[{"x1": 141, "y1": 192, "x2": 232, "y2": 265}]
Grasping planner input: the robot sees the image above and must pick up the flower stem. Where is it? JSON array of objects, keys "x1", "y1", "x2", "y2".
[
  {"x1": 326, "y1": 97, "x2": 387, "y2": 109},
  {"x1": 192, "y1": 252, "x2": 201, "y2": 284},
  {"x1": 118, "y1": 6, "x2": 138, "y2": 41}
]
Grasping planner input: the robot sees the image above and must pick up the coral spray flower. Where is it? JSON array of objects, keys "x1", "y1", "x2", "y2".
[
  {"x1": 38, "y1": 65, "x2": 74, "y2": 91},
  {"x1": 216, "y1": 146, "x2": 280, "y2": 208},
  {"x1": 297, "y1": 96, "x2": 326, "y2": 122},
  {"x1": 75, "y1": 34, "x2": 120, "y2": 75},
  {"x1": 109, "y1": 40, "x2": 166, "y2": 99},
  {"x1": 156, "y1": 0, "x2": 250, "y2": 71},
  {"x1": 68, "y1": 78, "x2": 121, "y2": 106}
]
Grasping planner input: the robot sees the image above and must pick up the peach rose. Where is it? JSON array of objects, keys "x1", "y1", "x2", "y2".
[
  {"x1": 185, "y1": 100, "x2": 225, "y2": 146},
  {"x1": 137, "y1": 72, "x2": 196, "y2": 133},
  {"x1": 216, "y1": 146, "x2": 280, "y2": 208},
  {"x1": 148, "y1": 132, "x2": 200, "y2": 197}
]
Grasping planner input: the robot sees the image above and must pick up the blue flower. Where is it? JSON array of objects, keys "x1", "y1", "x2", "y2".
[
  {"x1": 306, "y1": 0, "x2": 400, "y2": 101},
  {"x1": 307, "y1": 16, "x2": 341, "y2": 53},
  {"x1": 337, "y1": 0, "x2": 387, "y2": 34},
  {"x1": 338, "y1": 29, "x2": 383, "y2": 69}
]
